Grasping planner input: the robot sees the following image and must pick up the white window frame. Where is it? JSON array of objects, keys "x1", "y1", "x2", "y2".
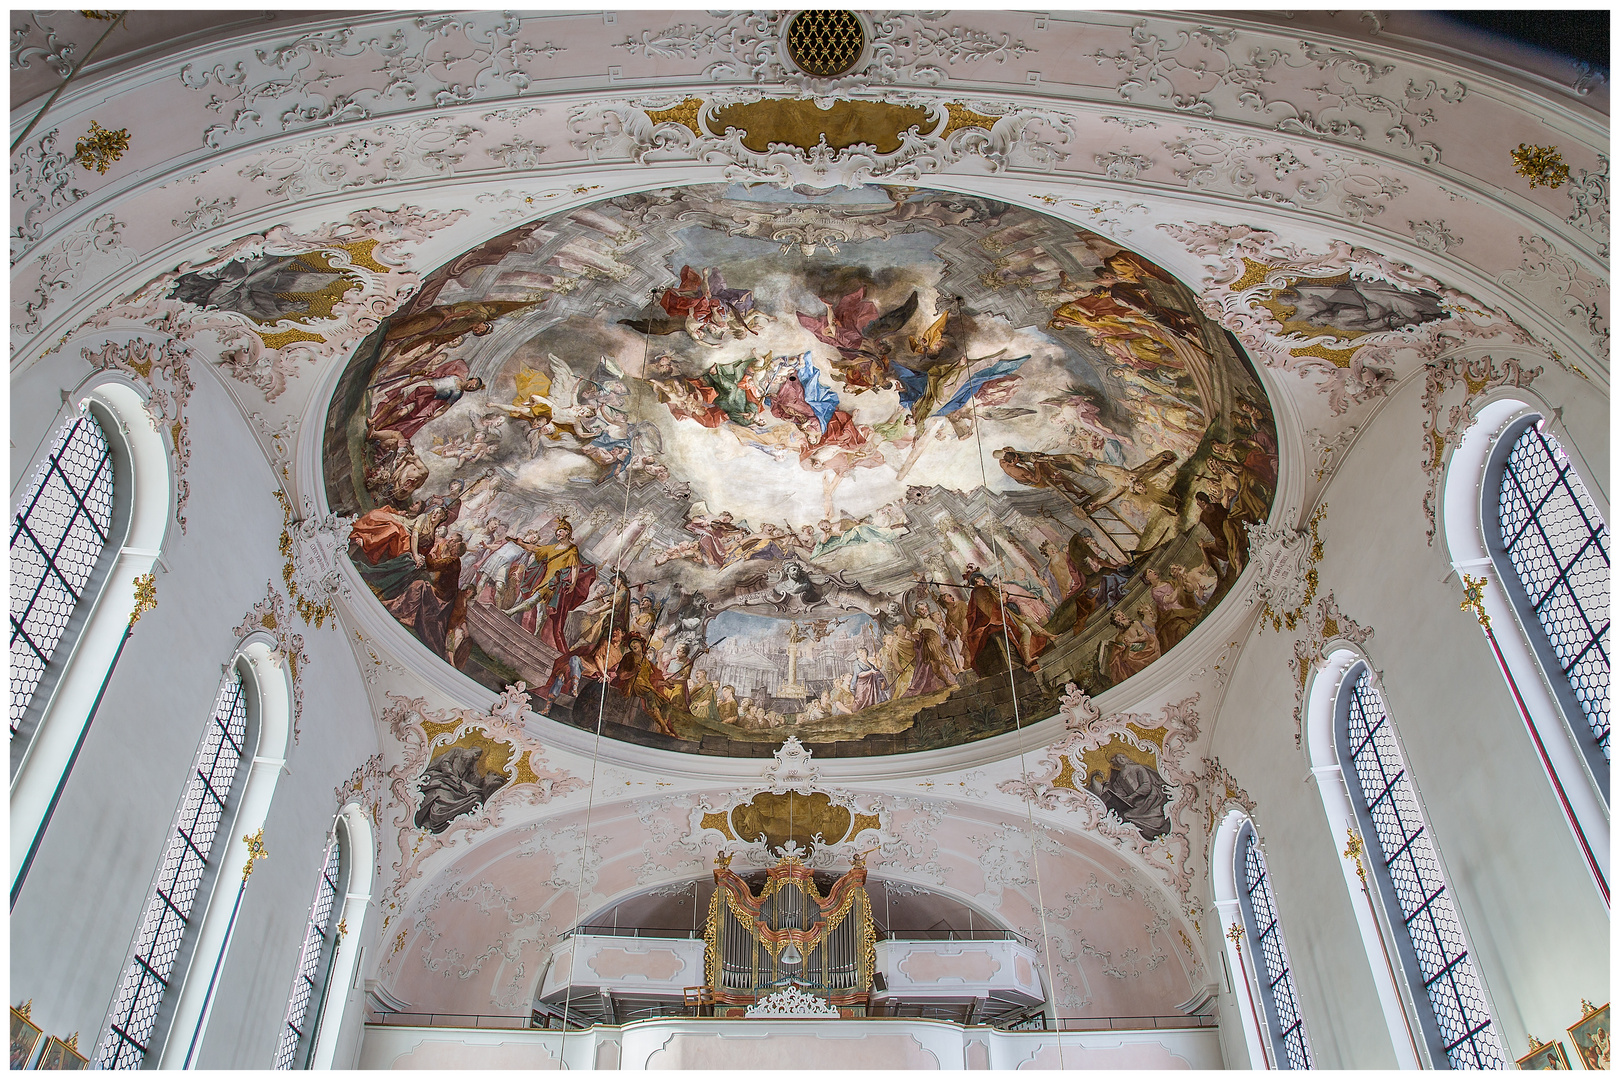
[
  {"x1": 10, "y1": 403, "x2": 120, "y2": 738},
  {"x1": 94, "y1": 636, "x2": 290, "y2": 1069},
  {"x1": 1310, "y1": 654, "x2": 1505, "y2": 1069},
  {"x1": 276, "y1": 831, "x2": 342, "y2": 1069},
  {"x1": 308, "y1": 801, "x2": 373, "y2": 1069},
  {"x1": 1213, "y1": 812, "x2": 1313, "y2": 1069},
  {"x1": 1306, "y1": 650, "x2": 1424, "y2": 1069},
  {"x1": 275, "y1": 801, "x2": 374, "y2": 1069},
  {"x1": 1441, "y1": 394, "x2": 1609, "y2": 896},
  {"x1": 1211, "y1": 808, "x2": 1277, "y2": 1069},
  {"x1": 10, "y1": 373, "x2": 172, "y2": 897}
]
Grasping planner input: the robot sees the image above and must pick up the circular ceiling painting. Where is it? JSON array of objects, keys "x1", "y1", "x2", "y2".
[{"x1": 323, "y1": 184, "x2": 1278, "y2": 757}]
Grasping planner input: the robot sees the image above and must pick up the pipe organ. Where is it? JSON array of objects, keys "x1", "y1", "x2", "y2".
[{"x1": 704, "y1": 853, "x2": 875, "y2": 1008}]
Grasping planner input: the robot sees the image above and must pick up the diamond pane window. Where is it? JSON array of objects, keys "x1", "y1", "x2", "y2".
[
  {"x1": 1239, "y1": 828, "x2": 1312, "y2": 1068},
  {"x1": 10, "y1": 411, "x2": 116, "y2": 733},
  {"x1": 1344, "y1": 672, "x2": 1504, "y2": 1069},
  {"x1": 274, "y1": 836, "x2": 343, "y2": 1069},
  {"x1": 96, "y1": 675, "x2": 248, "y2": 1070},
  {"x1": 1496, "y1": 423, "x2": 1610, "y2": 759}
]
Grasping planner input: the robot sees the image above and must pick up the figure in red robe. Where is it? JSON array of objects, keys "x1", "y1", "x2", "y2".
[
  {"x1": 369, "y1": 359, "x2": 485, "y2": 441},
  {"x1": 384, "y1": 534, "x2": 470, "y2": 662},
  {"x1": 959, "y1": 569, "x2": 1050, "y2": 675}
]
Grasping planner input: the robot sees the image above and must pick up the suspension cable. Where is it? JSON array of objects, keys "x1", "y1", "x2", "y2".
[
  {"x1": 970, "y1": 399, "x2": 1066, "y2": 1065},
  {"x1": 559, "y1": 331, "x2": 645, "y2": 1053}
]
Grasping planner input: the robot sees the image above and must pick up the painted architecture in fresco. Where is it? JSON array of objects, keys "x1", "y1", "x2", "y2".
[{"x1": 323, "y1": 185, "x2": 1280, "y2": 756}]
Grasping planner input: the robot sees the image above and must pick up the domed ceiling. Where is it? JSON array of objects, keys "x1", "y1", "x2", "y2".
[{"x1": 323, "y1": 183, "x2": 1278, "y2": 756}]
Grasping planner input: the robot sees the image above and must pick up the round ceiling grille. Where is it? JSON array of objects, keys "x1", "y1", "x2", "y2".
[{"x1": 785, "y1": 10, "x2": 865, "y2": 77}]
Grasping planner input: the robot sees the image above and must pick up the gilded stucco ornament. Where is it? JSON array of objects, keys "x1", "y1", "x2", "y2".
[
  {"x1": 695, "y1": 739, "x2": 883, "y2": 864},
  {"x1": 1000, "y1": 694, "x2": 1204, "y2": 908},
  {"x1": 374, "y1": 686, "x2": 585, "y2": 925},
  {"x1": 274, "y1": 490, "x2": 352, "y2": 629},
  {"x1": 1418, "y1": 353, "x2": 1541, "y2": 544},
  {"x1": 55, "y1": 207, "x2": 466, "y2": 401},
  {"x1": 1512, "y1": 143, "x2": 1571, "y2": 189},
  {"x1": 1247, "y1": 503, "x2": 1327, "y2": 633},
  {"x1": 1161, "y1": 222, "x2": 1543, "y2": 418},
  {"x1": 233, "y1": 583, "x2": 310, "y2": 741},
  {"x1": 1341, "y1": 827, "x2": 1367, "y2": 884},
  {"x1": 72, "y1": 121, "x2": 129, "y2": 174},
  {"x1": 1458, "y1": 574, "x2": 1491, "y2": 631},
  {"x1": 1287, "y1": 592, "x2": 1373, "y2": 749},
  {"x1": 241, "y1": 827, "x2": 269, "y2": 882},
  {"x1": 568, "y1": 93, "x2": 1070, "y2": 187},
  {"x1": 129, "y1": 572, "x2": 157, "y2": 626},
  {"x1": 83, "y1": 337, "x2": 194, "y2": 531}
]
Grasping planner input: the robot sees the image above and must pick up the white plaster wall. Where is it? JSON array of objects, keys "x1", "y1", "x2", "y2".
[
  {"x1": 356, "y1": 1018, "x2": 1223, "y2": 1070},
  {"x1": 1206, "y1": 361, "x2": 1609, "y2": 1069},
  {"x1": 8, "y1": 362, "x2": 379, "y2": 1068}
]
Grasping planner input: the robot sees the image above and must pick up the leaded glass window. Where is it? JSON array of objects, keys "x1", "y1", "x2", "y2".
[
  {"x1": 274, "y1": 836, "x2": 343, "y2": 1069},
  {"x1": 9, "y1": 411, "x2": 116, "y2": 733},
  {"x1": 1343, "y1": 671, "x2": 1504, "y2": 1069},
  {"x1": 1495, "y1": 422, "x2": 1610, "y2": 760},
  {"x1": 1238, "y1": 827, "x2": 1312, "y2": 1068},
  {"x1": 96, "y1": 675, "x2": 248, "y2": 1070}
]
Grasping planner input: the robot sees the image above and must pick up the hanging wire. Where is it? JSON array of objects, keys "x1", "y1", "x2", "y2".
[
  {"x1": 969, "y1": 396, "x2": 1066, "y2": 1064},
  {"x1": 559, "y1": 315, "x2": 649, "y2": 1048}
]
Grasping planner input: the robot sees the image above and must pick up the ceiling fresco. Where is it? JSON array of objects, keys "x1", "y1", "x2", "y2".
[{"x1": 323, "y1": 184, "x2": 1279, "y2": 756}]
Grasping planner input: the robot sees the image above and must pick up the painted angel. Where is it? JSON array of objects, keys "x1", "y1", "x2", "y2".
[{"x1": 490, "y1": 354, "x2": 598, "y2": 451}]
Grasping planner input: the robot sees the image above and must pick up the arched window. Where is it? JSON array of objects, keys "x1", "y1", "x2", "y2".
[
  {"x1": 1235, "y1": 823, "x2": 1312, "y2": 1068},
  {"x1": 95, "y1": 671, "x2": 249, "y2": 1069},
  {"x1": 94, "y1": 639, "x2": 290, "y2": 1070},
  {"x1": 1487, "y1": 416, "x2": 1610, "y2": 771},
  {"x1": 1212, "y1": 811, "x2": 1312, "y2": 1069},
  {"x1": 1441, "y1": 398, "x2": 1608, "y2": 900},
  {"x1": 1337, "y1": 667, "x2": 1504, "y2": 1070},
  {"x1": 11, "y1": 377, "x2": 170, "y2": 909},
  {"x1": 275, "y1": 833, "x2": 343, "y2": 1069},
  {"x1": 9, "y1": 407, "x2": 119, "y2": 737}
]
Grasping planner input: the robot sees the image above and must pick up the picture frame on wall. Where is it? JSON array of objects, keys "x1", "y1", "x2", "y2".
[
  {"x1": 1568, "y1": 1001, "x2": 1611, "y2": 1071},
  {"x1": 1517, "y1": 1038, "x2": 1571, "y2": 1070},
  {"x1": 36, "y1": 1035, "x2": 87, "y2": 1071},
  {"x1": 9, "y1": 1006, "x2": 43, "y2": 1070}
]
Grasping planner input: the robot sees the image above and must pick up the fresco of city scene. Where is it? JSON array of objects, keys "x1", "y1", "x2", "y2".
[{"x1": 322, "y1": 185, "x2": 1278, "y2": 756}]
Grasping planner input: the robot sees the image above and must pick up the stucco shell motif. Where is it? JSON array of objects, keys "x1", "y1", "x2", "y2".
[{"x1": 323, "y1": 184, "x2": 1279, "y2": 757}]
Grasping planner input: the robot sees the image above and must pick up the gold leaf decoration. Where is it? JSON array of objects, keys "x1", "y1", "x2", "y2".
[
  {"x1": 709, "y1": 98, "x2": 932, "y2": 155},
  {"x1": 129, "y1": 572, "x2": 157, "y2": 625},
  {"x1": 1512, "y1": 143, "x2": 1571, "y2": 189},
  {"x1": 647, "y1": 98, "x2": 705, "y2": 137},
  {"x1": 74, "y1": 120, "x2": 129, "y2": 173},
  {"x1": 941, "y1": 102, "x2": 999, "y2": 138}
]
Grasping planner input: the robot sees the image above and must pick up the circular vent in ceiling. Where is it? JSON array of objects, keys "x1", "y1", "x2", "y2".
[{"x1": 785, "y1": 10, "x2": 866, "y2": 77}]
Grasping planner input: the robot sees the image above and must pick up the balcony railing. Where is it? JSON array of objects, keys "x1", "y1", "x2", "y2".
[
  {"x1": 367, "y1": 1010, "x2": 1219, "y2": 1032},
  {"x1": 554, "y1": 925, "x2": 1030, "y2": 944}
]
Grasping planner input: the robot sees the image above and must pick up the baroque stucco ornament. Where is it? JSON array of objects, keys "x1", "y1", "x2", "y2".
[
  {"x1": 1247, "y1": 503, "x2": 1327, "y2": 633},
  {"x1": 568, "y1": 92, "x2": 1071, "y2": 188},
  {"x1": 766, "y1": 736, "x2": 819, "y2": 794},
  {"x1": 745, "y1": 983, "x2": 842, "y2": 1017}
]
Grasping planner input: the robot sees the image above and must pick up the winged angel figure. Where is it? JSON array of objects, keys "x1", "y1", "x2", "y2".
[{"x1": 490, "y1": 353, "x2": 599, "y2": 452}]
